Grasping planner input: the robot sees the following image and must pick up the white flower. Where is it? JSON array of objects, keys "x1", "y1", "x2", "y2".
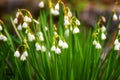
[
  {"x1": 101, "y1": 33, "x2": 106, "y2": 40},
  {"x1": 23, "y1": 51, "x2": 28, "y2": 57},
  {"x1": 101, "y1": 25, "x2": 106, "y2": 32},
  {"x1": 22, "y1": 22, "x2": 28, "y2": 28},
  {"x1": 65, "y1": 29, "x2": 69, "y2": 37},
  {"x1": 58, "y1": 40, "x2": 64, "y2": 47},
  {"x1": 54, "y1": 10, "x2": 59, "y2": 16},
  {"x1": 20, "y1": 51, "x2": 28, "y2": 61},
  {"x1": 118, "y1": 30, "x2": 120, "y2": 35},
  {"x1": 24, "y1": 16, "x2": 31, "y2": 22},
  {"x1": 45, "y1": 27, "x2": 48, "y2": 31},
  {"x1": 16, "y1": 12, "x2": 20, "y2": 18},
  {"x1": 0, "y1": 25, "x2": 3, "y2": 31},
  {"x1": 75, "y1": 19, "x2": 80, "y2": 26},
  {"x1": 20, "y1": 54, "x2": 26, "y2": 61},
  {"x1": 55, "y1": 3, "x2": 59, "y2": 10},
  {"x1": 41, "y1": 45, "x2": 46, "y2": 52},
  {"x1": 0, "y1": 34, "x2": 3, "y2": 40},
  {"x1": 35, "y1": 43, "x2": 41, "y2": 51},
  {"x1": 14, "y1": 18, "x2": 18, "y2": 24},
  {"x1": 38, "y1": 1, "x2": 44, "y2": 8},
  {"x1": 64, "y1": 19, "x2": 70, "y2": 26},
  {"x1": 95, "y1": 42, "x2": 101, "y2": 49},
  {"x1": 2, "y1": 35, "x2": 7, "y2": 41},
  {"x1": 113, "y1": 13, "x2": 118, "y2": 21},
  {"x1": 28, "y1": 33, "x2": 35, "y2": 42},
  {"x1": 14, "y1": 50, "x2": 20, "y2": 58},
  {"x1": 114, "y1": 39, "x2": 119, "y2": 45},
  {"x1": 51, "y1": 45, "x2": 56, "y2": 51},
  {"x1": 114, "y1": 44, "x2": 120, "y2": 50},
  {"x1": 73, "y1": 27, "x2": 80, "y2": 34},
  {"x1": 38, "y1": 32, "x2": 44, "y2": 41},
  {"x1": 62, "y1": 42, "x2": 68, "y2": 49},
  {"x1": 93, "y1": 40, "x2": 97, "y2": 45},
  {"x1": 68, "y1": 11, "x2": 72, "y2": 17},
  {"x1": 54, "y1": 31, "x2": 58, "y2": 37},
  {"x1": 17, "y1": 24, "x2": 22, "y2": 30},
  {"x1": 55, "y1": 47, "x2": 61, "y2": 54}
]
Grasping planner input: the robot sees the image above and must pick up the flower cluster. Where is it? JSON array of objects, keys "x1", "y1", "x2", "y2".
[
  {"x1": 50, "y1": 2, "x2": 60, "y2": 16},
  {"x1": 14, "y1": 50, "x2": 28, "y2": 61},
  {"x1": 92, "y1": 16, "x2": 107, "y2": 49},
  {"x1": 64, "y1": 8, "x2": 80, "y2": 35},
  {"x1": 114, "y1": 24, "x2": 120, "y2": 51},
  {"x1": 0, "y1": 24, "x2": 7, "y2": 42},
  {"x1": 51, "y1": 31, "x2": 68, "y2": 54},
  {"x1": 13, "y1": 11, "x2": 32, "y2": 31}
]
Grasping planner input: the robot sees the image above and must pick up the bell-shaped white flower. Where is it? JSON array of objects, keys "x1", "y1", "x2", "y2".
[
  {"x1": 14, "y1": 18, "x2": 18, "y2": 24},
  {"x1": 68, "y1": 11, "x2": 72, "y2": 17},
  {"x1": 64, "y1": 19, "x2": 70, "y2": 26},
  {"x1": 62, "y1": 42, "x2": 68, "y2": 49},
  {"x1": 95, "y1": 42, "x2": 101, "y2": 49},
  {"x1": 17, "y1": 24, "x2": 22, "y2": 30},
  {"x1": 0, "y1": 34, "x2": 3, "y2": 40},
  {"x1": 113, "y1": 13, "x2": 118, "y2": 21},
  {"x1": 38, "y1": 1, "x2": 44, "y2": 8},
  {"x1": 2, "y1": 35, "x2": 7, "y2": 41},
  {"x1": 114, "y1": 39, "x2": 119, "y2": 45},
  {"x1": 93, "y1": 40, "x2": 97, "y2": 45},
  {"x1": 114, "y1": 44, "x2": 120, "y2": 50},
  {"x1": 54, "y1": 9, "x2": 59, "y2": 16},
  {"x1": 24, "y1": 16, "x2": 31, "y2": 22},
  {"x1": 73, "y1": 27, "x2": 80, "y2": 34},
  {"x1": 22, "y1": 22, "x2": 28, "y2": 28},
  {"x1": 20, "y1": 54, "x2": 26, "y2": 61},
  {"x1": 75, "y1": 19, "x2": 80, "y2": 26},
  {"x1": 38, "y1": 32, "x2": 44, "y2": 41},
  {"x1": 55, "y1": 3, "x2": 59, "y2": 10},
  {"x1": 14, "y1": 50, "x2": 20, "y2": 58},
  {"x1": 51, "y1": 45, "x2": 56, "y2": 51},
  {"x1": 65, "y1": 29, "x2": 69, "y2": 37},
  {"x1": 55, "y1": 47, "x2": 61, "y2": 54},
  {"x1": 41, "y1": 45, "x2": 46, "y2": 52},
  {"x1": 23, "y1": 51, "x2": 28, "y2": 57},
  {"x1": 101, "y1": 33, "x2": 106, "y2": 40},
  {"x1": 58, "y1": 40, "x2": 64, "y2": 47},
  {"x1": 35, "y1": 43, "x2": 41, "y2": 51},
  {"x1": 101, "y1": 25, "x2": 106, "y2": 32},
  {"x1": 16, "y1": 12, "x2": 20, "y2": 18},
  {"x1": 0, "y1": 25, "x2": 3, "y2": 31},
  {"x1": 28, "y1": 33, "x2": 35, "y2": 42}
]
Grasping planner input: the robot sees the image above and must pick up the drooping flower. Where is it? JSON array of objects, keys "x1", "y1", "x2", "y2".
[
  {"x1": 17, "y1": 24, "x2": 22, "y2": 30},
  {"x1": 24, "y1": 16, "x2": 32, "y2": 22},
  {"x1": 113, "y1": 13, "x2": 118, "y2": 21},
  {"x1": 101, "y1": 25, "x2": 106, "y2": 32},
  {"x1": 55, "y1": 3, "x2": 59, "y2": 10},
  {"x1": 51, "y1": 45, "x2": 56, "y2": 51},
  {"x1": 75, "y1": 19, "x2": 80, "y2": 26},
  {"x1": 20, "y1": 51, "x2": 28, "y2": 61},
  {"x1": 58, "y1": 39, "x2": 64, "y2": 47},
  {"x1": 22, "y1": 22, "x2": 28, "y2": 28},
  {"x1": 38, "y1": 1, "x2": 44, "y2": 8},
  {"x1": 73, "y1": 27, "x2": 80, "y2": 34},
  {"x1": 0, "y1": 25, "x2": 3, "y2": 31},
  {"x1": 101, "y1": 33, "x2": 106, "y2": 40},
  {"x1": 41, "y1": 45, "x2": 46, "y2": 52},
  {"x1": 14, "y1": 18, "x2": 18, "y2": 24},
  {"x1": 93, "y1": 40, "x2": 97, "y2": 45},
  {"x1": 14, "y1": 50, "x2": 20, "y2": 58},
  {"x1": 95, "y1": 42, "x2": 101, "y2": 49},
  {"x1": 2, "y1": 35, "x2": 7, "y2": 41},
  {"x1": 27, "y1": 32, "x2": 35, "y2": 42},
  {"x1": 65, "y1": 29, "x2": 69, "y2": 37},
  {"x1": 62, "y1": 42, "x2": 68, "y2": 49},
  {"x1": 38, "y1": 32, "x2": 44, "y2": 41},
  {"x1": 35, "y1": 42, "x2": 41, "y2": 51},
  {"x1": 55, "y1": 47, "x2": 61, "y2": 54}
]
